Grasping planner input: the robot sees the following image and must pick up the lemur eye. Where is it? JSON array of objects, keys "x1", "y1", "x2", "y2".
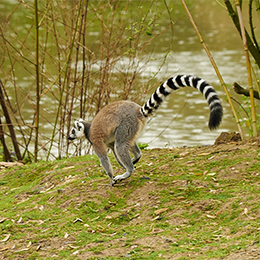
[{"x1": 72, "y1": 129, "x2": 75, "y2": 134}]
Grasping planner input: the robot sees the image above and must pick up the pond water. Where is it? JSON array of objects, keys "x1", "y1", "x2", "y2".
[
  {"x1": 1, "y1": 0, "x2": 258, "y2": 159},
  {"x1": 133, "y1": 0, "x2": 253, "y2": 148}
]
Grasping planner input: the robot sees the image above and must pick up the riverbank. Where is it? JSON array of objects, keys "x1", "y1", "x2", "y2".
[{"x1": 0, "y1": 135, "x2": 260, "y2": 259}]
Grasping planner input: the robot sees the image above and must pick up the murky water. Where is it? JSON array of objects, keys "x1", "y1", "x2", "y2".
[
  {"x1": 1, "y1": 0, "x2": 258, "y2": 158},
  {"x1": 139, "y1": 49, "x2": 247, "y2": 148}
]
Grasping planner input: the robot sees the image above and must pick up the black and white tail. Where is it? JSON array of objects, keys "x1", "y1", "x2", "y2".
[{"x1": 140, "y1": 75, "x2": 223, "y2": 130}]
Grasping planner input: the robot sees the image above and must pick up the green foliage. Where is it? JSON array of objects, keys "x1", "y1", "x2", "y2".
[
  {"x1": 138, "y1": 143, "x2": 149, "y2": 150},
  {"x1": 223, "y1": 0, "x2": 260, "y2": 137},
  {"x1": 0, "y1": 0, "x2": 173, "y2": 161}
]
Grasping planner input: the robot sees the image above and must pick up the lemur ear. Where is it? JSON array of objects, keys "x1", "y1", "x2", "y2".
[{"x1": 76, "y1": 122, "x2": 84, "y2": 131}]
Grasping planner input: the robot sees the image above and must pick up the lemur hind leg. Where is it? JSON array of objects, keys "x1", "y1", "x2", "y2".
[
  {"x1": 109, "y1": 142, "x2": 141, "y2": 167},
  {"x1": 113, "y1": 143, "x2": 134, "y2": 183},
  {"x1": 112, "y1": 128, "x2": 136, "y2": 183},
  {"x1": 108, "y1": 143, "x2": 125, "y2": 168},
  {"x1": 130, "y1": 142, "x2": 142, "y2": 165}
]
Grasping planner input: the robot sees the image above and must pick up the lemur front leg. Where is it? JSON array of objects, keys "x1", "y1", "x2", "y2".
[{"x1": 93, "y1": 143, "x2": 115, "y2": 186}]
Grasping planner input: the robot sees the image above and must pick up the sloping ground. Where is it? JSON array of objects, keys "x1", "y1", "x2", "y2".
[{"x1": 0, "y1": 135, "x2": 260, "y2": 259}]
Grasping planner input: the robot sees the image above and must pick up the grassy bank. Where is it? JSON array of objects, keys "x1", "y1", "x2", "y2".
[{"x1": 0, "y1": 137, "x2": 260, "y2": 259}]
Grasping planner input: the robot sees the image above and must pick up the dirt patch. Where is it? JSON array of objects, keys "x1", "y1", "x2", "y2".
[
  {"x1": 214, "y1": 131, "x2": 242, "y2": 145},
  {"x1": 0, "y1": 133, "x2": 260, "y2": 259},
  {"x1": 223, "y1": 244, "x2": 260, "y2": 260}
]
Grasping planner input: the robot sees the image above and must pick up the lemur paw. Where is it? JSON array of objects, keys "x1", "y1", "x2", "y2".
[
  {"x1": 113, "y1": 175, "x2": 123, "y2": 182},
  {"x1": 110, "y1": 179, "x2": 117, "y2": 186},
  {"x1": 111, "y1": 175, "x2": 124, "y2": 186}
]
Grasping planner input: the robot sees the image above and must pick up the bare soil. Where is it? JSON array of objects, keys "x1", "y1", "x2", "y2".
[{"x1": 0, "y1": 133, "x2": 260, "y2": 259}]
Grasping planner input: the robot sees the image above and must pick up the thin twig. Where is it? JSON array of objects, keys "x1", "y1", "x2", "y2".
[{"x1": 46, "y1": 0, "x2": 82, "y2": 161}]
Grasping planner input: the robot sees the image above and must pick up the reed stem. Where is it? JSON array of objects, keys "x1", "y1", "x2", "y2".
[
  {"x1": 181, "y1": 0, "x2": 245, "y2": 141},
  {"x1": 235, "y1": 0, "x2": 257, "y2": 137},
  {"x1": 34, "y1": 0, "x2": 40, "y2": 162}
]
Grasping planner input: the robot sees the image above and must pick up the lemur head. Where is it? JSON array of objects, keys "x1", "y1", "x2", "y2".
[{"x1": 68, "y1": 119, "x2": 86, "y2": 140}]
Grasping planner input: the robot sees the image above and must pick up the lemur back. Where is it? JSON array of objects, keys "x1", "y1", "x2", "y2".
[{"x1": 68, "y1": 75, "x2": 223, "y2": 186}]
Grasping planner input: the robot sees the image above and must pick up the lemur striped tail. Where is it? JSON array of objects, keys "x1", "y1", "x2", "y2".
[{"x1": 140, "y1": 75, "x2": 223, "y2": 130}]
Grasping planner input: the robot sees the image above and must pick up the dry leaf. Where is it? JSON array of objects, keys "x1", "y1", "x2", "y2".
[
  {"x1": 0, "y1": 246, "x2": 12, "y2": 252},
  {"x1": 73, "y1": 218, "x2": 83, "y2": 223},
  {"x1": 184, "y1": 203, "x2": 194, "y2": 207},
  {"x1": 179, "y1": 152, "x2": 190, "y2": 157},
  {"x1": 90, "y1": 216, "x2": 100, "y2": 221},
  {"x1": 206, "y1": 214, "x2": 216, "y2": 219},
  {"x1": 15, "y1": 248, "x2": 29, "y2": 252},
  {"x1": 154, "y1": 208, "x2": 168, "y2": 215},
  {"x1": 130, "y1": 213, "x2": 140, "y2": 220},
  {"x1": 0, "y1": 234, "x2": 11, "y2": 242},
  {"x1": 68, "y1": 245, "x2": 79, "y2": 249},
  {"x1": 17, "y1": 217, "x2": 23, "y2": 223},
  {"x1": 152, "y1": 215, "x2": 161, "y2": 221},
  {"x1": 64, "y1": 166, "x2": 75, "y2": 170},
  {"x1": 0, "y1": 218, "x2": 7, "y2": 223},
  {"x1": 0, "y1": 162, "x2": 23, "y2": 167},
  {"x1": 243, "y1": 208, "x2": 253, "y2": 219},
  {"x1": 64, "y1": 233, "x2": 69, "y2": 239},
  {"x1": 38, "y1": 220, "x2": 44, "y2": 225},
  {"x1": 185, "y1": 161, "x2": 195, "y2": 166},
  {"x1": 198, "y1": 153, "x2": 211, "y2": 156},
  {"x1": 149, "y1": 228, "x2": 165, "y2": 234},
  {"x1": 44, "y1": 184, "x2": 55, "y2": 192},
  {"x1": 207, "y1": 172, "x2": 216, "y2": 176}
]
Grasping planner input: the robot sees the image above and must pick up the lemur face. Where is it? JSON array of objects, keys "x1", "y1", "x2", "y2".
[{"x1": 68, "y1": 120, "x2": 85, "y2": 140}]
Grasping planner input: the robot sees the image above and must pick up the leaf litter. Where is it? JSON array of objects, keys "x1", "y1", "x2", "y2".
[{"x1": 0, "y1": 135, "x2": 260, "y2": 259}]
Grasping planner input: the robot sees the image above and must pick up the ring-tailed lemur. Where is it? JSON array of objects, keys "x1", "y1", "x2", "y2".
[{"x1": 68, "y1": 75, "x2": 223, "y2": 186}]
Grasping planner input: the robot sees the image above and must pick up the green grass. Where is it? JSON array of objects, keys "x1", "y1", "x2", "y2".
[{"x1": 0, "y1": 144, "x2": 260, "y2": 259}]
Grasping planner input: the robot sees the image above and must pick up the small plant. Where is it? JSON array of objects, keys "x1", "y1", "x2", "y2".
[{"x1": 138, "y1": 143, "x2": 149, "y2": 150}]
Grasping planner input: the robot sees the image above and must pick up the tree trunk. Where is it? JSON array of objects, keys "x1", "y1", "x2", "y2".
[
  {"x1": 0, "y1": 80, "x2": 22, "y2": 161},
  {"x1": 0, "y1": 116, "x2": 13, "y2": 162}
]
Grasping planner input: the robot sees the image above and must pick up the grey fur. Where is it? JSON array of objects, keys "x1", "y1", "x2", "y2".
[{"x1": 68, "y1": 75, "x2": 223, "y2": 186}]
